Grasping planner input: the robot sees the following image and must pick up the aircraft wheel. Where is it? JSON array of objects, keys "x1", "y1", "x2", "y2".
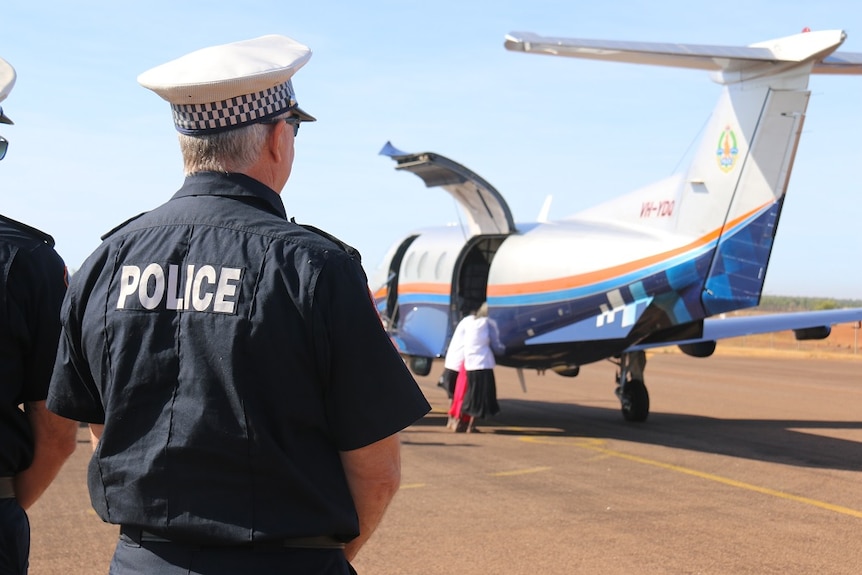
[
  {"x1": 409, "y1": 356, "x2": 433, "y2": 376},
  {"x1": 620, "y1": 378, "x2": 649, "y2": 422}
]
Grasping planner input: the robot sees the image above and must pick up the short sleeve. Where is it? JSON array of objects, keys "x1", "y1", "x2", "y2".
[
  {"x1": 46, "y1": 261, "x2": 106, "y2": 423},
  {"x1": 313, "y1": 254, "x2": 429, "y2": 451},
  {"x1": 7, "y1": 243, "x2": 67, "y2": 402}
]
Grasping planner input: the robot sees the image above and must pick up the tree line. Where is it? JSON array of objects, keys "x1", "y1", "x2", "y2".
[{"x1": 757, "y1": 295, "x2": 862, "y2": 312}]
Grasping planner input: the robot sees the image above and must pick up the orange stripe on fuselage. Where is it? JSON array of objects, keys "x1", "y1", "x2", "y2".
[
  {"x1": 373, "y1": 286, "x2": 389, "y2": 299},
  {"x1": 397, "y1": 282, "x2": 451, "y2": 295},
  {"x1": 487, "y1": 201, "x2": 771, "y2": 297}
]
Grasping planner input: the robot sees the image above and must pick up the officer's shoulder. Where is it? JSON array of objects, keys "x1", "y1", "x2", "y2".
[
  {"x1": 100, "y1": 212, "x2": 149, "y2": 240},
  {"x1": 0, "y1": 213, "x2": 56, "y2": 247},
  {"x1": 291, "y1": 220, "x2": 361, "y2": 262}
]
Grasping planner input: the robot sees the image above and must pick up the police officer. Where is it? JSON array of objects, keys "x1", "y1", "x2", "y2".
[
  {"x1": 46, "y1": 35, "x2": 430, "y2": 574},
  {"x1": 0, "y1": 57, "x2": 78, "y2": 575}
]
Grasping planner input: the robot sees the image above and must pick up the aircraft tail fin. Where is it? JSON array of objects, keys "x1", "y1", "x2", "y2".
[
  {"x1": 537, "y1": 195, "x2": 553, "y2": 223},
  {"x1": 507, "y1": 29, "x2": 860, "y2": 315}
]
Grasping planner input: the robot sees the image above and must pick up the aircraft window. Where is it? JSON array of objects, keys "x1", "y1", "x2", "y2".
[
  {"x1": 417, "y1": 252, "x2": 428, "y2": 279},
  {"x1": 403, "y1": 252, "x2": 415, "y2": 279},
  {"x1": 434, "y1": 252, "x2": 448, "y2": 280}
]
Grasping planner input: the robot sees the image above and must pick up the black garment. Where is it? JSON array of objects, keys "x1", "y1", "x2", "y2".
[
  {"x1": 0, "y1": 215, "x2": 67, "y2": 477},
  {"x1": 0, "y1": 215, "x2": 66, "y2": 575},
  {"x1": 47, "y1": 172, "x2": 430, "y2": 548},
  {"x1": 438, "y1": 368, "x2": 458, "y2": 399},
  {"x1": 0, "y1": 499, "x2": 29, "y2": 575},
  {"x1": 461, "y1": 369, "x2": 500, "y2": 419}
]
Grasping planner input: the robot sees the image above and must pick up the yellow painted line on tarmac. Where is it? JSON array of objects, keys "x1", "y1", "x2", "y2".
[
  {"x1": 490, "y1": 466, "x2": 552, "y2": 477},
  {"x1": 521, "y1": 436, "x2": 862, "y2": 519},
  {"x1": 399, "y1": 483, "x2": 427, "y2": 489},
  {"x1": 501, "y1": 426, "x2": 566, "y2": 434}
]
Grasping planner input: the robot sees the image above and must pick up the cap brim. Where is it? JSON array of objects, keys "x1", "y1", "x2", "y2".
[
  {"x1": 291, "y1": 105, "x2": 316, "y2": 123},
  {"x1": 0, "y1": 111, "x2": 13, "y2": 125}
]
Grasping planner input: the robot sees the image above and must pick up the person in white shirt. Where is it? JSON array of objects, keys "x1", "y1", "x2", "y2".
[{"x1": 459, "y1": 302, "x2": 505, "y2": 432}]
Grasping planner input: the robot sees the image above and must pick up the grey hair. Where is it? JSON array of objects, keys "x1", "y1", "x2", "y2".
[{"x1": 178, "y1": 121, "x2": 271, "y2": 175}]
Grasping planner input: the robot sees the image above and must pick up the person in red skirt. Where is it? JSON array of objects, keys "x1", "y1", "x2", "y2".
[
  {"x1": 445, "y1": 314, "x2": 471, "y2": 431},
  {"x1": 458, "y1": 302, "x2": 505, "y2": 432}
]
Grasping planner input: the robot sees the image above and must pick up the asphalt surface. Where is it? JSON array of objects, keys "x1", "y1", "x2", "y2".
[{"x1": 27, "y1": 352, "x2": 862, "y2": 574}]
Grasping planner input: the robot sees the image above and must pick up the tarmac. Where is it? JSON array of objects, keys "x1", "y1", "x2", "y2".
[{"x1": 27, "y1": 351, "x2": 862, "y2": 574}]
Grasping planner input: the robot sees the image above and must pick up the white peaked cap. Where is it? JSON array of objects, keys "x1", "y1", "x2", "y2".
[
  {"x1": 0, "y1": 57, "x2": 16, "y2": 124},
  {"x1": 137, "y1": 34, "x2": 315, "y2": 135}
]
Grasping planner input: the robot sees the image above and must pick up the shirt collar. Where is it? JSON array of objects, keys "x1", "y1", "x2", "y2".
[{"x1": 171, "y1": 172, "x2": 287, "y2": 219}]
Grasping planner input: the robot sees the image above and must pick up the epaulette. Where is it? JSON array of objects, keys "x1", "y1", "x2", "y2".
[
  {"x1": 0, "y1": 213, "x2": 56, "y2": 247},
  {"x1": 100, "y1": 212, "x2": 148, "y2": 240},
  {"x1": 291, "y1": 218, "x2": 361, "y2": 261}
]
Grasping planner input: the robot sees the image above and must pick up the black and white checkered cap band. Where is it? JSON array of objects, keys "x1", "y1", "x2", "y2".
[{"x1": 171, "y1": 80, "x2": 297, "y2": 135}]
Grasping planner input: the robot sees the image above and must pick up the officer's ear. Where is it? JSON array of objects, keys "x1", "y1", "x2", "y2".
[{"x1": 265, "y1": 120, "x2": 287, "y2": 162}]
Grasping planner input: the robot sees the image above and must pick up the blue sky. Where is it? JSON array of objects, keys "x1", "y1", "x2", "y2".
[{"x1": 2, "y1": 0, "x2": 860, "y2": 298}]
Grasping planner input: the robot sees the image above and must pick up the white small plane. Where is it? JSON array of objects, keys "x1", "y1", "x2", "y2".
[{"x1": 371, "y1": 29, "x2": 862, "y2": 422}]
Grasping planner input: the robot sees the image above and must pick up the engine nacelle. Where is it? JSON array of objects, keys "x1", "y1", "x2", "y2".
[
  {"x1": 678, "y1": 341, "x2": 717, "y2": 358},
  {"x1": 551, "y1": 364, "x2": 580, "y2": 377},
  {"x1": 794, "y1": 326, "x2": 831, "y2": 341}
]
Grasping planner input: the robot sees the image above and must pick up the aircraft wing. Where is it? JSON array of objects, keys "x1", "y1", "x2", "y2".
[{"x1": 627, "y1": 308, "x2": 862, "y2": 352}]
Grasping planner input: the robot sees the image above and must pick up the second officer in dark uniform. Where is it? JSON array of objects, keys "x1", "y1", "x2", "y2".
[
  {"x1": 46, "y1": 34, "x2": 430, "y2": 575},
  {"x1": 0, "y1": 55, "x2": 78, "y2": 575}
]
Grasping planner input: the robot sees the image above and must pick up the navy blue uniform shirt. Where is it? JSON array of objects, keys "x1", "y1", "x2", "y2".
[
  {"x1": 47, "y1": 172, "x2": 429, "y2": 544},
  {"x1": 0, "y1": 215, "x2": 67, "y2": 476}
]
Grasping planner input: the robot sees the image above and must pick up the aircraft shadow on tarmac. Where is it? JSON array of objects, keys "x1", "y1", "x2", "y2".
[{"x1": 408, "y1": 399, "x2": 862, "y2": 472}]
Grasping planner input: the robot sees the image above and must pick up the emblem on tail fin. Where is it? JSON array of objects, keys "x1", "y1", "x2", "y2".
[{"x1": 716, "y1": 126, "x2": 739, "y2": 172}]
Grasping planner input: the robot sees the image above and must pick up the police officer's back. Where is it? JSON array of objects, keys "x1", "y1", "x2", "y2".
[
  {"x1": 0, "y1": 56, "x2": 78, "y2": 575},
  {"x1": 46, "y1": 35, "x2": 430, "y2": 575}
]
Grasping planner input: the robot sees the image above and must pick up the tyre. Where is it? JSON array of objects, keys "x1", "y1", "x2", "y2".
[
  {"x1": 409, "y1": 356, "x2": 432, "y2": 376},
  {"x1": 620, "y1": 378, "x2": 649, "y2": 422}
]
